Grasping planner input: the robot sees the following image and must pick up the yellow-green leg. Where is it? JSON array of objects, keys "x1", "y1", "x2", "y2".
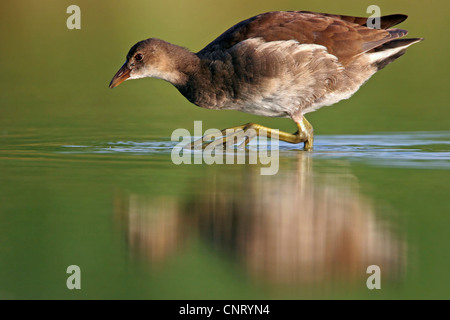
[
  {"x1": 298, "y1": 116, "x2": 314, "y2": 151},
  {"x1": 186, "y1": 117, "x2": 314, "y2": 151}
]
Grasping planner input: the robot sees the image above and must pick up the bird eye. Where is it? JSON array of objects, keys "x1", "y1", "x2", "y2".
[{"x1": 135, "y1": 53, "x2": 143, "y2": 61}]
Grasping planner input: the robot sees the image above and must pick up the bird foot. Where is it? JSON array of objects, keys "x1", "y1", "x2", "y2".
[
  {"x1": 185, "y1": 123, "x2": 258, "y2": 150},
  {"x1": 184, "y1": 118, "x2": 314, "y2": 151}
]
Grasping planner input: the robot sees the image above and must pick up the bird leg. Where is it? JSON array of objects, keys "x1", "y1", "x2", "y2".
[{"x1": 186, "y1": 117, "x2": 314, "y2": 151}]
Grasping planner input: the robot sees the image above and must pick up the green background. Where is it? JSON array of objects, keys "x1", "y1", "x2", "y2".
[{"x1": 0, "y1": 0, "x2": 449, "y2": 300}]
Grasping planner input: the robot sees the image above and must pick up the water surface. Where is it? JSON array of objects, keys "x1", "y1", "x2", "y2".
[{"x1": 1, "y1": 130, "x2": 448, "y2": 299}]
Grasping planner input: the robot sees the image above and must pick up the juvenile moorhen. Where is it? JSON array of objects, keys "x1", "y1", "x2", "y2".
[{"x1": 109, "y1": 11, "x2": 422, "y2": 150}]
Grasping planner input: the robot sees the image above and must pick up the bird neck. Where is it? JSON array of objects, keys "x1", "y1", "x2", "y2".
[{"x1": 157, "y1": 42, "x2": 200, "y2": 86}]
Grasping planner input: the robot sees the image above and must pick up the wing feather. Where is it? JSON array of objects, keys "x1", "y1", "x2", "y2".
[{"x1": 198, "y1": 11, "x2": 409, "y2": 63}]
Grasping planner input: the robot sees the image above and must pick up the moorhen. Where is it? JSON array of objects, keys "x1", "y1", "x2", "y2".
[{"x1": 109, "y1": 11, "x2": 422, "y2": 150}]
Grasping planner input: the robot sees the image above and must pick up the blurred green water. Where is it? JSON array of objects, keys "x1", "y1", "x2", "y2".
[{"x1": 0, "y1": 0, "x2": 449, "y2": 299}]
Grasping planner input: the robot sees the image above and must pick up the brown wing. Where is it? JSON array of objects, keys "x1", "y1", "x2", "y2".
[
  {"x1": 198, "y1": 11, "x2": 408, "y2": 63},
  {"x1": 317, "y1": 12, "x2": 407, "y2": 29}
]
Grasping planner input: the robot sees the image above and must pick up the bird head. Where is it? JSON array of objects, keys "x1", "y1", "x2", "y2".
[{"x1": 109, "y1": 38, "x2": 180, "y2": 88}]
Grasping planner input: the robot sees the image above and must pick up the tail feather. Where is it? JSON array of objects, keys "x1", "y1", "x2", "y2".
[
  {"x1": 325, "y1": 13, "x2": 408, "y2": 29},
  {"x1": 367, "y1": 14, "x2": 408, "y2": 29},
  {"x1": 315, "y1": 11, "x2": 422, "y2": 70},
  {"x1": 374, "y1": 38, "x2": 424, "y2": 51},
  {"x1": 361, "y1": 28, "x2": 409, "y2": 52},
  {"x1": 387, "y1": 28, "x2": 409, "y2": 38},
  {"x1": 374, "y1": 49, "x2": 408, "y2": 70},
  {"x1": 368, "y1": 38, "x2": 424, "y2": 70}
]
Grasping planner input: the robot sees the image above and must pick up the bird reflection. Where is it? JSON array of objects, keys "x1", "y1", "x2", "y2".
[{"x1": 115, "y1": 154, "x2": 406, "y2": 285}]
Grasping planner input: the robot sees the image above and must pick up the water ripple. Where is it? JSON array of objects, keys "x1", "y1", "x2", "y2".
[{"x1": 62, "y1": 131, "x2": 450, "y2": 169}]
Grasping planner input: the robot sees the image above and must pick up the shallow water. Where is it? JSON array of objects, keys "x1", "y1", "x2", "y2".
[
  {"x1": 59, "y1": 131, "x2": 450, "y2": 168},
  {"x1": 0, "y1": 130, "x2": 448, "y2": 299}
]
